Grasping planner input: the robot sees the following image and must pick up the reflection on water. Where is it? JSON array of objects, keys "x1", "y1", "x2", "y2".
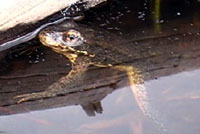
[{"x1": 1, "y1": 69, "x2": 200, "y2": 134}]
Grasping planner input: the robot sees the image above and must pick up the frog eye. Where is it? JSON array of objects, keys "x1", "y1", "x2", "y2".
[
  {"x1": 66, "y1": 31, "x2": 77, "y2": 41},
  {"x1": 63, "y1": 29, "x2": 84, "y2": 46},
  {"x1": 65, "y1": 30, "x2": 80, "y2": 41}
]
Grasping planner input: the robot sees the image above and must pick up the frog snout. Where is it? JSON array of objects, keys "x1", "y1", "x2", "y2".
[{"x1": 39, "y1": 31, "x2": 60, "y2": 47}]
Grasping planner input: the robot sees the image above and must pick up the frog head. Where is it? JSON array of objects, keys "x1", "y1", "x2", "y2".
[{"x1": 39, "y1": 21, "x2": 97, "y2": 62}]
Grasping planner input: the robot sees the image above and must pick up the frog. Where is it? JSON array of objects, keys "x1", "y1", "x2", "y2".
[
  {"x1": 15, "y1": 20, "x2": 168, "y2": 133},
  {"x1": 16, "y1": 20, "x2": 145, "y2": 103}
]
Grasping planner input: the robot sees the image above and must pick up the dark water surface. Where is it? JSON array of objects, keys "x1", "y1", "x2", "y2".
[{"x1": 1, "y1": 0, "x2": 200, "y2": 134}]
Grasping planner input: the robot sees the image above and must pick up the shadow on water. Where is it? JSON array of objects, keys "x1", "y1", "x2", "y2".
[{"x1": 1, "y1": 0, "x2": 200, "y2": 134}]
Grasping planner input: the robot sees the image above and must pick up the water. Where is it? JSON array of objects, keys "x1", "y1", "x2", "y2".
[
  {"x1": 1, "y1": 69, "x2": 200, "y2": 134},
  {"x1": 1, "y1": 0, "x2": 200, "y2": 133}
]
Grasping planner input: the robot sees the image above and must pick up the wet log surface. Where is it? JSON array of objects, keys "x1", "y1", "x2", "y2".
[{"x1": 1, "y1": 21, "x2": 200, "y2": 116}]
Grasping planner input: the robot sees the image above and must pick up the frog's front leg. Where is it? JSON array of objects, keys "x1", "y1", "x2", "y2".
[{"x1": 15, "y1": 56, "x2": 90, "y2": 103}]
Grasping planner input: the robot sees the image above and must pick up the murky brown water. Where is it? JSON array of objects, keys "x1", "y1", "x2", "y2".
[{"x1": 1, "y1": 0, "x2": 200, "y2": 134}]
